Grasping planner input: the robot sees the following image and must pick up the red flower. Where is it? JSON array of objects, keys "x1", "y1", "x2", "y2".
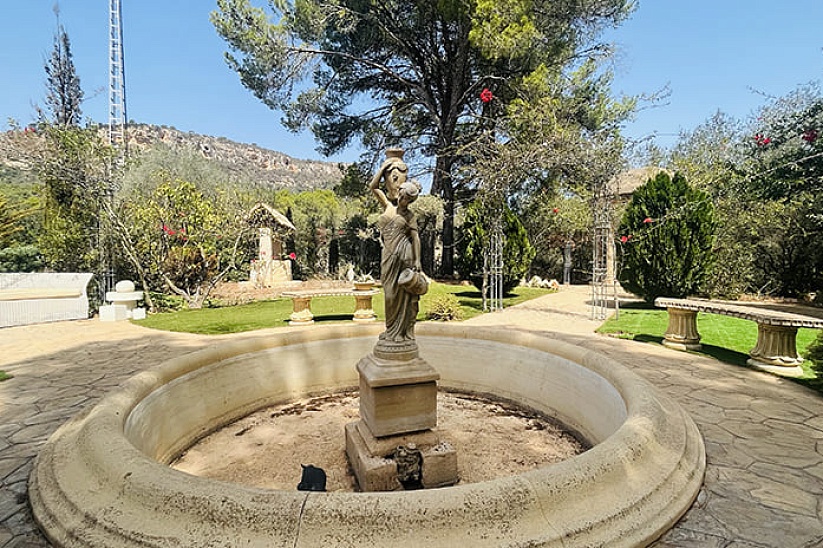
[
  {"x1": 643, "y1": 217, "x2": 653, "y2": 224},
  {"x1": 754, "y1": 134, "x2": 771, "y2": 146},
  {"x1": 480, "y1": 88, "x2": 493, "y2": 104},
  {"x1": 803, "y1": 129, "x2": 818, "y2": 143},
  {"x1": 288, "y1": 252, "x2": 296, "y2": 260},
  {"x1": 552, "y1": 207, "x2": 559, "y2": 214},
  {"x1": 619, "y1": 236, "x2": 628, "y2": 243}
]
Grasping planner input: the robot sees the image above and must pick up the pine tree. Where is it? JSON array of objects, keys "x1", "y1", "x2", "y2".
[{"x1": 44, "y1": 22, "x2": 83, "y2": 127}]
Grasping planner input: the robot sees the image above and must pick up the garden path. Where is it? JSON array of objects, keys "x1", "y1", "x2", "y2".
[{"x1": 1, "y1": 286, "x2": 822, "y2": 547}]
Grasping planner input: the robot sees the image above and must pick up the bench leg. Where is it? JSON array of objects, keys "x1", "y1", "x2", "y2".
[
  {"x1": 662, "y1": 308, "x2": 702, "y2": 351},
  {"x1": 353, "y1": 293, "x2": 376, "y2": 323},
  {"x1": 747, "y1": 324, "x2": 804, "y2": 377},
  {"x1": 289, "y1": 296, "x2": 314, "y2": 326}
]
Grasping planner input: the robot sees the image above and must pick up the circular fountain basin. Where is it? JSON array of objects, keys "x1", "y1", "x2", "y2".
[{"x1": 29, "y1": 324, "x2": 705, "y2": 547}]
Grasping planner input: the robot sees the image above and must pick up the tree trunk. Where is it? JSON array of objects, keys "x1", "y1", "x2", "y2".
[{"x1": 432, "y1": 153, "x2": 455, "y2": 277}]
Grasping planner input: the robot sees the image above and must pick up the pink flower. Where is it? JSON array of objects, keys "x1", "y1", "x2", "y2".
[
  {"x1": 288, "y1": 252, "x2": 296, "y2": 260},
  {"x1": 643, "y1": 217, "x2": 653, "y2": 224},
  {"x1": 480, "y1": 88, "x2": 493, "y2": 104},
  {"x1": 619, "y1": 236, "x2": 628, "y2": 243}
]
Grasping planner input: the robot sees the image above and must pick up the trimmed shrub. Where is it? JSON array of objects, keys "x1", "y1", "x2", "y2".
[
  {"x1": 425, "y1": 293, "x2": 463, "y2": 321},
  {"x1": 0, "y1": 244, "x2": 43, "y2": 272},
  {"x1": 617, "y1": 172, "x2": 716, "y2": 303}
]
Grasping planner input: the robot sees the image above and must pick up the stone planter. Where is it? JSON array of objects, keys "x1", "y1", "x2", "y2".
[{"x1": 354, "y1": 281, "x2": 375, "y2": 292}]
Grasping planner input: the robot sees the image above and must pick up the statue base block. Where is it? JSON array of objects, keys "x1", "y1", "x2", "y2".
[
  {"x1": 345, "y1": 420, "x2": 458, "y2": 492},
  {"x1": 357, "y1": 352, "x2": 439, "y2": 437}
]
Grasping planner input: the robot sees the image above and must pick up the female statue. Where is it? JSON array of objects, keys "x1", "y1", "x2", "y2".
[{"x1": 369, "y1": 151, "x2": 427, "y2": 345}]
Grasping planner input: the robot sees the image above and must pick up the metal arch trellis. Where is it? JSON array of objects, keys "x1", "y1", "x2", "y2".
[
  {"x1": 485, "y1": 209, "x2": 505, "y2": 312},
  {"x1": 476, "y1": 179, "x2": 506, "y2": 313},
  {"x1": 591, "y1": 180, "x2": 618, "y2": 321}
]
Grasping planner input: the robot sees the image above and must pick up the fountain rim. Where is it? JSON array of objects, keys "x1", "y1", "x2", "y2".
[{"x1": 29, "y1": 323, "x2": 705, "y2": 548}]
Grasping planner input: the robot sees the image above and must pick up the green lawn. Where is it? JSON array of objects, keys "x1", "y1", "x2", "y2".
[
  {"x1": 598, "y1": 302, "x2": 822, "y2": 391},
  {"x1": 134, "y1": 282, "x2": 553, "y2": 335}
]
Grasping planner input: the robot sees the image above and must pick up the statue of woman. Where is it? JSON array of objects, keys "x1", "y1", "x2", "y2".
[{"x1": 369, "y1": 155, "x2": 427, "y2": 346}]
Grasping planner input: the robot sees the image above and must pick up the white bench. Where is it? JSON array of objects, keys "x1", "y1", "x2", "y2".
[
  {"x1": 655, "y1": 297, "x2": 823, "y2": 377},
  {"x1": 281, "y1": 288, "x2": 379, "y2": 325},
  {"x1": 0, "y1": 273, "x2": 94, "y2": 328}
]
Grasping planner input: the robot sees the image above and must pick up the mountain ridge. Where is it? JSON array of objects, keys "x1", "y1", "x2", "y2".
[{"x1": 0, "y1": 123, "x2": 344, "y2": 191}]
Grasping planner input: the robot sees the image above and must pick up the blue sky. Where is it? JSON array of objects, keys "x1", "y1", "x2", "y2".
[{"x1": 1, "y1": 2, "x2": 821, "y2": 162}]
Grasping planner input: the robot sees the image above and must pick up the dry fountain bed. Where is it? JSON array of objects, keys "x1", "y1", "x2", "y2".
[{"x1": 171, "y1": 390, "x2": 588, "y2": 491}]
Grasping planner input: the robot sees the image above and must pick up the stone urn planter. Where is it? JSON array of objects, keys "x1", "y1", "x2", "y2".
[{"x1": 354, "y1": 281, "x2": 375, "y2": 292}]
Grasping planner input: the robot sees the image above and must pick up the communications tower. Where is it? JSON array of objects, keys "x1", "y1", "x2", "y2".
[
  {"x1": 108, "y1": 0, "x2": 127, "y2": 150},
  {"x1": 102, "y1": 0, "x2": 127, "y2": 297}
]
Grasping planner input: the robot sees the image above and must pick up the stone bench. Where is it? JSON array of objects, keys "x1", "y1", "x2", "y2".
[
  {"x1": 0, "y1": 273, "x2": 93, "y2": 328},
  {"x1": 281, "y1": 288, "x2": 379, "y2": 326},
  {"x1": 654, "y1": 297, "x2": 823, "y2": 377}
]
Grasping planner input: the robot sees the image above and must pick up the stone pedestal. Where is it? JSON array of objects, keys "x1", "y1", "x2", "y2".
[
  {"x1": 346, "y1": 344, "x2": 459, "y2": 491},
  {"x1": 99, "y1": 304, "x2": 128, "y2": 322},
  {"x1": 662, "y1": 308, "x2": 702, "y2": 351},
  {"x1": 345, "y1": 421, "x2": 457, "y2": 491},
  {"x1": 288, "y1": 295, "x2": 314, "y2": 325},
  {"x1": 352, "y1": 290, "x2": 377, "y2": 323},
  {"x1": 747, "y1": 324, "x2": 805, "y2": 377},
  {"x1": 357, "y1": 352, "x2": 439, "y2": 437}
]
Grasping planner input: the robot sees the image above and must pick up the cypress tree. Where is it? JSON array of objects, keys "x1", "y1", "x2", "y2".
[
  {"x1": 456, "y1": 201, "x2": 535, "y2": 293},
  {"x1": 44, "y1": 25, "x2": 83, "y2": 127},
  {"x1": 617, "y1": 172, "x2": 716, "y2": 303}
]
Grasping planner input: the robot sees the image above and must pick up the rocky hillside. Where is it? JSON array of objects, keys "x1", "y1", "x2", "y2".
[{"x1": 0, "y1": 123, "x2": 344, "y2": 190}]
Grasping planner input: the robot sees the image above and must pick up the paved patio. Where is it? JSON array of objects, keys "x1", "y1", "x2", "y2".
[{"x1": 1, "y1": 285, "x2": 822, "y2": 547}]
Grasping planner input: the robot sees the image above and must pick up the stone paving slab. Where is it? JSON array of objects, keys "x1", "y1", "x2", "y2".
[{"x1": 2, "y1": 287, "x2": 823, "y2": 547}]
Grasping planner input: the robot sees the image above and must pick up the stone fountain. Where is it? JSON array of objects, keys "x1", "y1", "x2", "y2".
[{"x1": 26, "y1": 151, "x2": 706, "y2": 547}]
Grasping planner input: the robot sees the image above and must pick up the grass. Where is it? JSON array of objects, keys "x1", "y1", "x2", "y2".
[
  {"x1": 0, "y1": 371, "x2": 11, "y2": 382},
  {"x1": 134, "y1": 282, "x2": 554, "y2": 335},
  {"x1": 597, "y1": 301, "x2": 822, "y2": 392}
]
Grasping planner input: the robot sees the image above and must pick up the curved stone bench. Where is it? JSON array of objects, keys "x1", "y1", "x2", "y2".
[
  {"x1": 281, "y1": 288, "x2": 379, "y2": 325},
  {"x1": 655, "y1": 297, "x2": 823, "y2": 377}
]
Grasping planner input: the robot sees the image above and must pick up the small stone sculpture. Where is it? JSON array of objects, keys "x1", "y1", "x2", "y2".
[{"x1": 393, "y1": 444, "x2": 423, "y2": 485}]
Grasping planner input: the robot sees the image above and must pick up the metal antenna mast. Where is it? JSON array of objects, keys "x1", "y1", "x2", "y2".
[
  {"x1": 109, "y1": 0, "x2": 127, "y2": 150},
  {"x1": 102, "y1": 0, "x2": 127, "y2": 298}
]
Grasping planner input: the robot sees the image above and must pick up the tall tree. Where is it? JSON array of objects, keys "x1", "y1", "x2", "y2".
[
  {"x1": 43, "y1": 8, "x2": 84, "y2": 127},
  {"x1": 36, "y1": 125, "x2": 110, "y2": 273},
  {"x1": 211, "y1": 0, "x2": 633, "y2": 274}
]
